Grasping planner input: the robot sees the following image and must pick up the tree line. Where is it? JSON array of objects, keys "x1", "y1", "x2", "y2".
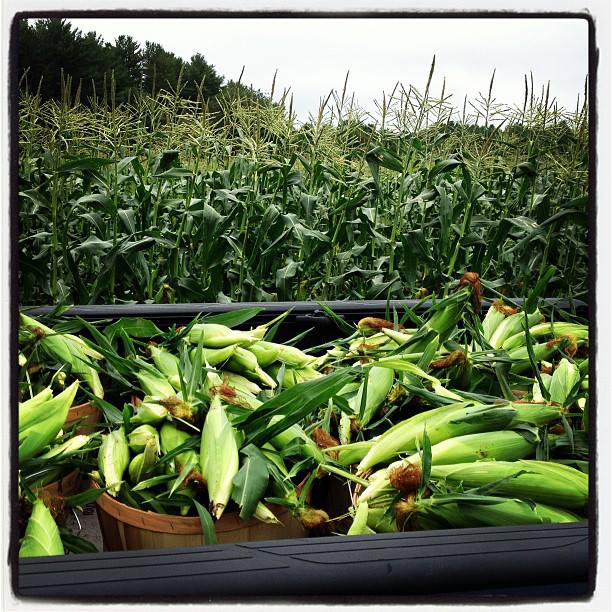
[{"x1": 18, "y1": 18, "x2": 266, "y2": 106}]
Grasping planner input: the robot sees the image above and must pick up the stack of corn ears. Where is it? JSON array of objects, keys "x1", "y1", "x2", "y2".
[
  {"x1": 20, "y1": 313, "x2": 104, "y2": 398},
  {"x1": 19, "y1": 279, "x2": 589, "y2": 544}
]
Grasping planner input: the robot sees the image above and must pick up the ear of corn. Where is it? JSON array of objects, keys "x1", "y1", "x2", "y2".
[
  {"x1": 37, "y1": 434, "x2": 91, "y2": 460},
  {"x1": 349, "y1": 366, "x2": 395, "y2": 428},
  {"x1": 200, "y1": 395, "x2": 240, "y2": 519},
  {"x1": 253, "y1": 501, "x2": 282, "y2": 525},
  {"x1": 407, "y1": 428, "x2": 539, "y2": 465},
  {"x1": 510, "y1": 402, "x2": 564, "y2": 426},
  {"x1": 357, "y1": 402, "x2": 516, "y2": 473},
  {"x1": 333, "y1": 439, "x2": 376, "y2": 466},
  {"x1": 228, "y1": 346, "x2": 278, "y2": 388},
  {"x1": 488, "y1": 308, "x2": 543, "y2": 349},
  {"x1": 19, "y1": 381, "x2": 79, "y2": 462},
  {"x1": 64, "y1": 334, "x2": 104, "y2": 360},
  {"x1": 481, "y1": 301, "x2": 512, "y2": 342},
  {"x1": 338, "y1": 411, "x2": 352, "y2": 446},
  {"x1": 269, "y1": 364, "x2": 323, "y2": 388},
  {"x1": 130, "y1": 399, "x2": 169, "y2": 424},
  {"x1": 128, "y1": 424, "x2": 160, "y2": 454},
  {"x1": 248, "y1": 341, "x2": 314, "y2": 368},
  {"x1": 357, "y1": 317, "x2": 396, "y2": 335},
  {"x1": 413, "y1": 495, "x2": 582, "y2": 530},
  {"x1": 20, "y1": 313, "x2": 104, "y2": 398},
  {"x1": 381, "y1": 327, "x2": 415, "y2": 346},
  {"x1": 136, "y1": 366, "x2": 176, "y2": 399},
  {"x1": 98, "y1": 427, "x2": 130, "y2": 496},
  {"x1": 508, "y1": 341, "x2": 563, "y2": 374},
  {"x1": 149, "y1": 345, "x2": 182, "y2": 389},
  {"x1": 188, "y1": 323, "x2": 259, "y2": 348},
  {"x1": 160, "y1": 423, "x2": 199, "y2": 475},
  {"x1": 526, "y1": 322, "x2": 589, "y2": 341},
  {"x1": 532, "y1": 374, "x2": 552, "y2": 403},
  {"x1": 277, "y1": 343, "x2": 315, "y2": 366},
  {"x1": 429, "y1": 460, "x2": 588, "y2": 510},
  {"x1": 246, "y1": 341, "x2": 279, "y2": 367},
  {"x1": 347, "y1": 500, "x2": 372, "y2": 535},
  {"x1": 128, "y1": 439, "x2": 159, "y2": 484},
  {"x1": 19, "y1": 499, "x2": 64, "y2": 558},
  {"x1": 220, "y1": 372, "x2": 261, "y2": 395},
  {"x1": 18, "y1": 386, "x2": 53, "y2": 430},
  {"x1": 349, "y1": 332, "x2": 399, "y2": 356},
  {"x1": 366, "y1": 505, "x2": 398, "y2": 533},
  {"x1": 268, "y1": 416, "x2": 325, "y2": 463},
  {"x1": 190, "y1": 345, "x2": 237, "y2": 366},
  {"x1": 502, "y1": 323, "x2": 588, "y2": 352},
  {"x1": 358, "y1": 428, "x2": 538, "y2": 505},
  {"x1": 549, "y1": 358, "x2": 580, "y2": 406}
]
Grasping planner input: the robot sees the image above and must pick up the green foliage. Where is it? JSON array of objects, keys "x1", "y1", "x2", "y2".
[{"x1": 17, "y1": 34, "x2": 588, "y2": 305}]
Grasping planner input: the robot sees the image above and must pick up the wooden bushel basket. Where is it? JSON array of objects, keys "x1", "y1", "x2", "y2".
[
  {"x1": 65, "y1": 401, "x2": 101, "y2": 435},
  {"x1": 39, "y1": 468, "x2": 81, "y2": 498},
  {"x1": 91, "y1": 482, "x2": 307, "y2": 551}
]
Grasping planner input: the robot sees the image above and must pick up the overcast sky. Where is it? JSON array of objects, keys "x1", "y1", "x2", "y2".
[{"x1": 66, "y1": 17, "x2": 588, "y2": 122}]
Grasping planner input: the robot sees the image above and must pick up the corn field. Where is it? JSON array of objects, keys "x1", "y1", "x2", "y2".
[{"x1": 18, "y1": 68, "x2": 589, "y2": 306}]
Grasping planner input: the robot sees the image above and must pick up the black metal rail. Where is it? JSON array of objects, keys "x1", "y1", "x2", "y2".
[{"x1": 18, "y1": 522, "x2": 589, "y2": 600}]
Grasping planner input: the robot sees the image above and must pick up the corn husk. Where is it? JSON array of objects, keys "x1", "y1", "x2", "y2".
[
  {"x1": 429, "y1": 460, "x2": 588, "y2": 509},
  {"x1": 19, "y1": 499, "x2": 64, "y2": 558},
  {"x1": 98, "y1": 427, "x2": 130, "y2": 496},
  {"x1": 200, "y1": 395, "x2": 239, "y2": 519}
]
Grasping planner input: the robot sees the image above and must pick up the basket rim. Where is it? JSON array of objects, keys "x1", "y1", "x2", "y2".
[{"x1": 91, "y1": 480, "x2": 291, "y2": 535}]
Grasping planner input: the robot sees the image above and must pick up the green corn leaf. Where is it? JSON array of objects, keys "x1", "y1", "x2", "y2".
[
  {"x1": 238, "y1": 368, "x2": 357, "y2": 448},
  {"x1": 204, "y1": 308, "x2": 264, "y2": 328},
  {"x1": 193, "y1": 499, "x2": 218, "y2": 545},
  {"x1": 419, "y1": 428, "x2": 432, "y2": 497},
  {"x1": 231, "y1": 444, "x2": 270, "y2": 520}
]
